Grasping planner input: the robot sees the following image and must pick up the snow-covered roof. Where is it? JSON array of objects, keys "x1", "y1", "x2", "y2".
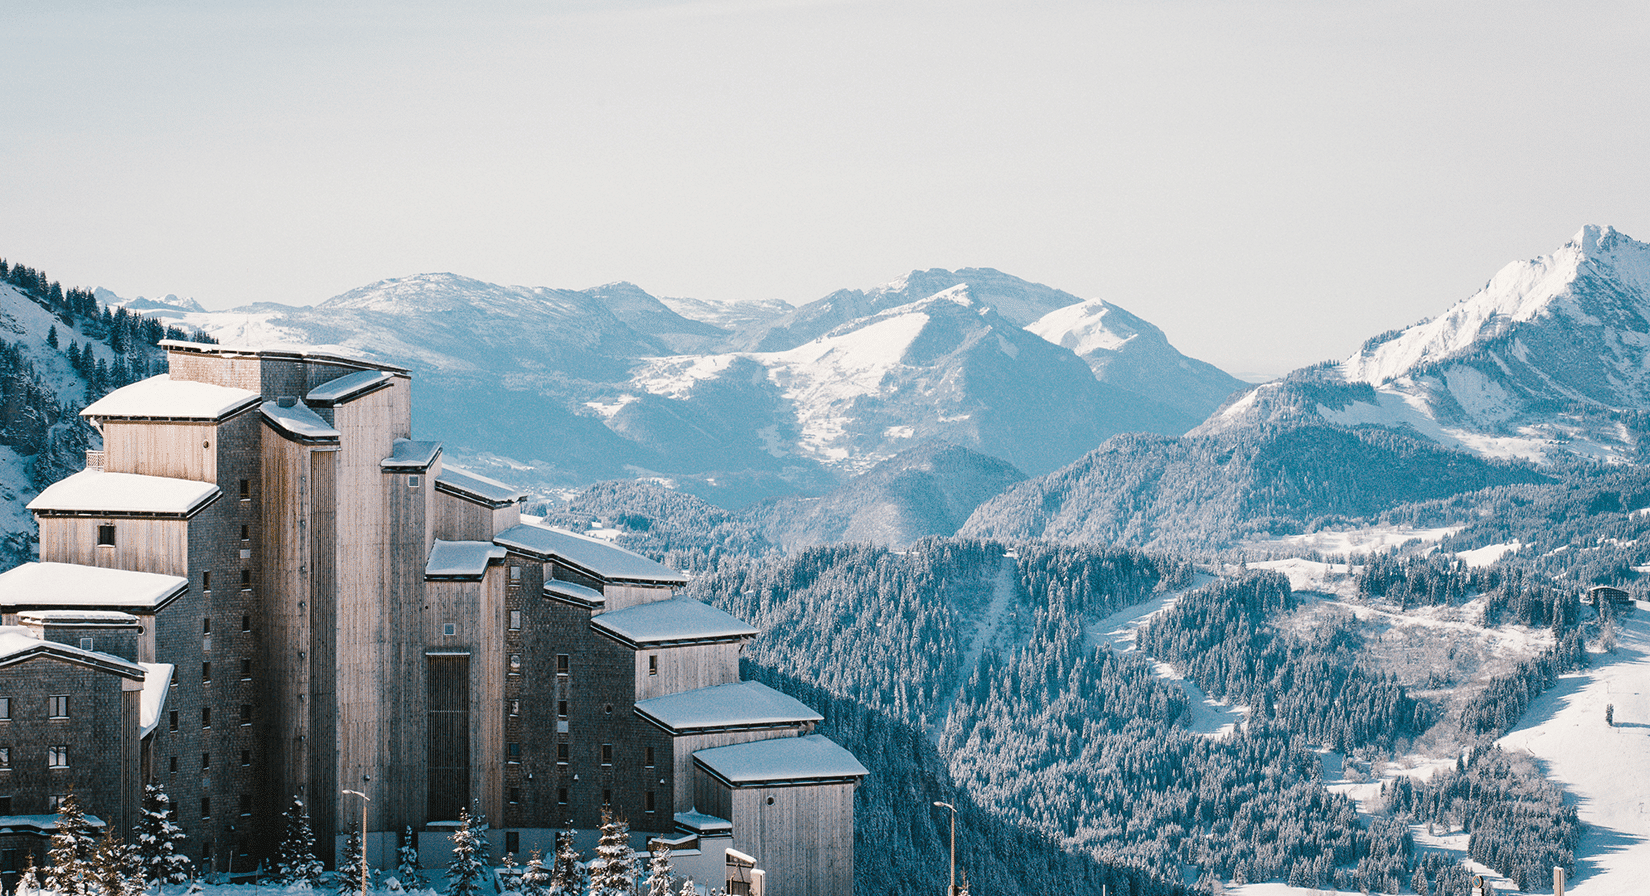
[
  {"x1": 426, "y1": 540, "x2": 508, "y2": 580},
  {"x1": 436, "y1": 466, "x2": 525, "y2": 507},
  {"x1": 673, "y1": 810, "x2": 732, "y2": 835},
  {"x1": 0, "y1": 562, "x2": 189, "y2": 611},
  {"x1": 0, "y1": 814, "x2": 107, "y2": 834},
  {"x1": 139, "y1": 662, "x2": 173, "y2": 738},
  {"x1": 29, "y1": 469, "x2": 220, "y2": 517},
  {"x1": 495, "y1": 523, "x2": 687, "y2": 584},
  {"x1": 261, "y1": 399, "x2": 340, "y2": 441},
  {"x1": 693, "y1": 734, "x2": 868, "y2": 787},
  {"x1": 16, "y1": 610, "x2": 141, "y2": 626},
  {"x1": 81, "y1": 374, "x2": 260, "y2": 421},
  {"x1": 0, "y1": 626, "x2": 146, "y2": 679},
  {"x1": 544, "y1": 579, "x2": 606, "y2": 609},
  {"x1": 591, "y1": 598, "x2": 756, "y2": 649},
  {"x1": 158, "y1": 339, "x2": 408, "y2": 374},
  {"x1": 306, "y1": 369, "x2": 394, "y2": 404},
  {"x1": 635, "y1": 681, "x2": 822, "y2": 734},
  {"x1": 381, "y1": 438, "x2": 442, "y2": 471}
]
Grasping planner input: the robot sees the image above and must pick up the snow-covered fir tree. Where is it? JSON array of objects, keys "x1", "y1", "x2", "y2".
[
  {"x1": 519, "y1": 850, "x2": 551, "y2": 896},
  {"x1": 548, "y1": 829, "x2": 580, "y2": 896},
  {"x1": 397, "y1": 825, "x2": 422, "y2": 887},
  {"x1": 676, "y1": 878, "x2": 696, "y2": 896},
  {"x1": 15, "y1": 855, "x2": 42, "y2": 896},
  {"x1": 446, "y1": 809, "x2": 489, "y2": 896},
  {"x1": 46, "y1": 792, "x2": 98, "y2": 896},
  {"x1": 589, "y1": 809, "x2": 637, "y2": 896},
  {"x1": 338, "y1": 824, "x2": 367, "y2": 896},
  {"x1": 645, "y1": 841, "x2": 674, "y2": 896},
  {"x1": 499, "y1": 851, "x2": 522, "y2": 894},
  {"x1": 273, "y1": 796, "x2": 323, "y2": 885},
  {"x1": 134, "y1": 783, "x2": 195, "y2": 886},
  {"x1": 91, "y1": 832, "x2": 138, "y2": 896}
]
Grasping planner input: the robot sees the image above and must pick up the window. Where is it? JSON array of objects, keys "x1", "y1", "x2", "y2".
[
  {"x1": 96, "y1": 525, "x2": 115, "y2": 546},
  {"x1": 169, "y1": 756, "x2": 178, "y2": 774},
  {"x1": 202, "y1": 662, "x2": 211, "y2": 682},
  {"x1": 648, "y1": 654, "x2": 657, "y2": 676},
  {"x1": 169, "y1": 711, "x2": 178, "y2": 732},
  {"x1": 0, "y1": 747, "x2": 10, "y2": 768},
  {"x1": 48, "y1": 696, "x2": 68, "y2": 719},
  {"x1": 240, "y1": 525, "x2": 249, "y2": 541},
  {"x1": 240, "y1": 750, "x2": 251, "y2": 767},
  {"x1": 509, "y1": 654, "x2": 522, "y2": 673},
  {"x1": 48, "y1": 746, "x2": 68, "y2": 769},
  {"x1": 509, "y1": 610, "x2": 522, "y2": 631},
  {"x1": 48, "y1": 794, "x2": 64, "y2": 811},
  {"x1": 240, "y1": 570, "x2": 251, "y2": 588},
  {"x1": 600, "y1": 744, "x2": 613, "y2": 766},
  {"x1": 603, "y1": 703, "x2": 612, "y2": 716},
  {"x1": 0, "y1": 796, "x2": 10, "y2": 814},
  {"x1": 557, "y1": 700, "x2": 568, "y2": 719},
  {"x1": 557, "y1": 787, "x2": 568, "y2": 805},
  {"x1": 201, "y1": 797, "x2": 211, "y2": 818},
  {"x1": 0, "y1": 697, "x2": 8, "y2": 720},
  {"x1": 510, "y1": 567, "x2": 522, "y2": 582},
  {"x1": 556, "y1": 743, "x2": 569, "y2": 764},
  {"x1": 238, "y1": 479, "x2": 249, "y2": 500},
  {"x1": 239, "y1": 705, "x2": 252, "y2": 725},
  {"x1": 509, "y1": 700, "x2": 519, "y2": 717},
  {"x1": 79, "y1": 637, "x2": 94, "y2": 651},
  {"x1": 645, "y1": 746, "x2": 654, "y2": 768},
  {"x1": 508, "y1": 787, "x2": 521, "y2": 805},
  {"x1": 442, "y1": 623, "x2": 456, "y2": 637},
  {"x1": 508, "y1": 743, "x2": 521, "y2": 761},
  {"x1": 646, "y1": 790, "x2": 655, "y2": 813},
  {"x1": 239, "y1": 793, "x2": 251, "y2": 816},
  {"x1": 241, "y1": 659, "x2": 252, "y2": 679},
  {"x1": 556, "y1": 654, "x2": 569, "y2": 675},
  {"x1": 202, "y1": 753, "x2": 211, "y2": 770},
  {"x1": 171, "y1": 668, "x2": 179, "y2": 686},
  {"x1": 407, "y1": 475, "x2": 420, "y2": 488},
  {"x1": 202, "y1": 572, "x2": 211, "y2": 592},
  {"x1": 203, "y1": 618, "x2": 211, "y2": 635},
  {"x1": 202, "y1": 707, "x2": 211, "y2": 729},
  {"x1": 241, "y1": 615, "x2": 251, "y2": 632},
  {"x1": 602, "y1": 789, "x2": 611, "y2": 807}
]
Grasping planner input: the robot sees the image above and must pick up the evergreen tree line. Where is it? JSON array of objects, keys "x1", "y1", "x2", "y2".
[
  {"x1": 1457, "y1": 635, "x2": 1588, "y2": 738},
  {"x1": 1139, "y1": 573, "x2": 1424, "y2": 751},
  {"x1": 13, "y1": 786, "x2": 193, "y2": 896},
  {"x1": 1382, "y1": 747, "x2": 1579, "y2": 893},
  {"x1": 1355, "y1": 554, "x2": 1587, "y2": 631},
  {"x1": 0, "y1": 338, "x2": 91, "y2": 491}
]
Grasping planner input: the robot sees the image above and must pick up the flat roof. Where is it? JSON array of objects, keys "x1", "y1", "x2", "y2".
[
  {"x1": 426, "y1": 540, "x2": 507, "y2": 580},
  {"x1": 495, "y1": 523, "x2": 687, "y2": 584},
  {"x1": 81, "y1": 374, "x2": 260, "y2": 422},
  {"x1": 29, "y1": 469, "x2": 220, "y2": 518},
  {"x1": 381, "y1": 438, "x2": 442, "y2": 471},
  {"x1": 158, "y1": 339, "x2": 408, "y2": 374},
  {"x1": 591, "y1": 598, "x2": 756, "y2": 649},
  {"x1": 0, "y1": 562, "x2": 189, "y2": 611},
  {"x1": 436, "y1": 467, "x2": 525, "y2": 507},
  {"x1": 307, "y1": 369, "x2": 394, "y2": 405},
  {"x1": 261, "y1": 399, "x2": 340, "y2": 441},
  {"x1": 636, "y1": 681, "x2": 822, "y2": 734},
  {"x1": 674, "y1": 811, "x2": 732, "y2": 835},
  {"x1": 0, "y1": 626, "x2": 146, "y2": 679},
  {"x1": 693, "y1": 734, "x2": 868, "y2": 787}
]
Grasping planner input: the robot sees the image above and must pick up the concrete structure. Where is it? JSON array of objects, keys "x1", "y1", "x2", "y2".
[{"x1": 0, "y1": 341, "x2": 863, "y2": 896}]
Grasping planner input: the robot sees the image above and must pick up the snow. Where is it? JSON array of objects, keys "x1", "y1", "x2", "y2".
[
  {"x1": 81, "y1": 374, "x2": 259, "y2": 421},
  {"x1": 544, "y1": 579, "x2": 606, "y2": 607},
  {"x1": 1316, "y1": 389, "x2": 1555, "y2": 463},
  {"x1": 1243, "y1": 523, "x2": 1461, "y2": 557},
  {"x1": 591, "y1": 598, "x2": 756, "y2": 647},
  {"x1": 16, "y1": 609, "x2": 140, "y2": 624},
  {"x1": 634, "y1": 681, "x2": 822, "y2": 733},
  {"x1": 436, "y1": 466, "x2": 525, "y2": 505},
  {"x1": 1248, "y1": 558, "x2": 1357, "y2": 597},
  {"x1": 1458, "y1": 541, "x2": 1521, "y2": 568},
  {"x1": 261, "y1": 399, "x2": 340, "y2": 440},
  {"x1": 381, "y1": 438, "x2": 442, "y2": 470},
  {"x1": 495, "y1": 523, "x2": 686, "y2": 584},
  {"x1": 672, "y1": 810, "x2": 732, "y2": 834},
  {"x1": 138, "y1": 662, "x2": 174, "y2": 737},
  {"x1": 29, "y1": 468, "x2": 220, "y2": 516},
  {"x1": 425, "y1": 541, "x2": 507, "y2": 579},
  {"x1": 1025, "y1": 299, "x2": 1136, "y2": 355},
  {"x1": 0, "y1": 561, "x2": 189, "y2": 609},
  {"x1": 306, "y1": 369, "x2": 393, "y2": 404},
  {"x1": 0, "y1": 625, "x2": 144, "y2": 676},
  {"x1": 692, "y1": 734, "x2": 868, "y2": 785}
]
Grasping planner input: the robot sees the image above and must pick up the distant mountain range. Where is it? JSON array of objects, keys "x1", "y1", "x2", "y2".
[{"x1": 134, "y1": 267, "x2": 1243, "y2": 507}]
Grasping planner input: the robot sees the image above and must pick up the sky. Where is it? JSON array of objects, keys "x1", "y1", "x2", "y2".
[{"x1": 3, "y1": 0, "x2": 1648, "y2": 380}]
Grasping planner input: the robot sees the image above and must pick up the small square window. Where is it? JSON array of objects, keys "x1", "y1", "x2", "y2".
[
  {"x1": 556, "y1": 654, "x2": 569, "y2": 675},
  {"x1": 442, "y1": 623, "x2": 456, "y2": 637},
  {"x1": 510, "y1": 567, "x2": 522, "y2": 582},
  {"x1": 48, "y1": 746, "x2": 68, "y2": 769},
  {"x1": 509, "y1": 654, "x2": 522, "y2": 672},
  {"x1": 556, "y1": 743, "x2": 569, "y2": 763},
  {"x1": 600, "y1": 744, "x2": 613, "y2": 766},
  {"x1": 407, "y1": 475, "x2": 420, "y2": 488},
  {"x1": 47, "y1": 795, "x2": 63, "y2": 811},
  {"x1": 0, "y1": 697, "x2": 8, "y2": 720},
  {"x1": 508, "y1": 743, "x2": 521, "y2": 760},
  {"x1": 0, "y1": 796, "x2": 11, "y2": 813},
  {"x1": 509, "y1": 610, "x2": 522, "y2": 631},
  {"x1": 48, "y1": 696, "x2": 68, "y2": 719},
  {"x1": 96, "y1": 524, "x2": 116, "y2": 546},
  {"x1": 79, "y1": 637, "x2": 94, "y2": 651}
]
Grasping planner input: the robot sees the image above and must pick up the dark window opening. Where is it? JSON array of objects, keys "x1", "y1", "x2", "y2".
[
  {"x1": 557, "y1": 700, "x2": 567, "y2": 719},
  {"x1": 203, "y1": 618, "x2": 211, "y2": 635},
  {"x1": 240, "y1": 750, "x2": 251, "y2": 766},
  {"x1": 239, "y1": 794, "x2": 251, "y2": 816},
  {"x1": 508, "y1": 788, "x2": 521, "y2": 805},
  {"x1": 648, "y1": 655, "x2": 657, "y2": 676},
  {"x1": 506, "y1": 831, "x2": 519, "y2": 855},
  {"x1": 240, "y1": 525, "x2": 249, "y2": 541},
  {"x1": 646, "y1": 791, "x2": 655, "y2": 813},
  {"x1": 556, "y1": 743, "x2": 569, "y2": 763},
  {"x1": 202, "y1": 572, "x2": 211, "y2": 592},
  {"x1": 600, "y1": 744, "x2": 613, "y2": 766},
  {"x1": 96, "y1": 525, "x2": 115, "y2": 547},
  {"x1": 241, "y1": 614, "x2": 251, "y2": 632},
  {"x1": 201, "y1": 798, "x2": 210, "y2": 818},
  {"x1": 645, "y1": 746, "x2": 654, "y2": 768},
  {"x1": 238, "y1": 480, "x2": 249, "y2": 500},
  {"x1": 602, "y1": 789, "x2": 611, "y2": 807},
  {"x1": 240, "y1": 570, "x2": 251, "y2": 588},
  {"x1": 241, "y1": 659, "x2": 252, "y2": 679},
  {"x1": 201, "y1": 707, "x2": 211, "y2": 729},
  {"x1": 239, "y1": 704, "x2": 252, "y2": 724},
  {"x1": 508, "y1": 742, "x2": 521, "y2": 760},
  {"x1": 557, "y1": 787, "x2": 568, "y2": 805},
  {"x1": 202, "y1": 662, "x2": 211, "y2": 682},
  {"x1": 169, "y1": 711, "x2": 178, "y2": 732},
  {"x1": 169, "y1": 756, "x2": 177, "y2": 774},
  {"x1": 201, "y1": 753, "x2": 210, "y2": 770},
  {"x1": 555, "y1": 654, "x2": 569, "y2": 675}
]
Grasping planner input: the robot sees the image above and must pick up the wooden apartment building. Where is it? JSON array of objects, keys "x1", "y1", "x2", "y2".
[{"x1": 0, "y1": 341, "x2": 863, "y2": 896}]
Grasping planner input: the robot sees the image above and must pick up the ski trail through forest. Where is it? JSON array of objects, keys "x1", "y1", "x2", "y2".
[{"x1": 930, "y1": 553, "x2": 1021, "y2": 744}]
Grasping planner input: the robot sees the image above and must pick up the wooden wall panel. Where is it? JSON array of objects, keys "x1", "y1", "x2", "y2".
[
  {"x1": 602, "y1": 584, "x2": 677, "y2": 613},
  {"x1": 669, "y1": 729, "x2": 804, "y2": 814},
  {"x1": 37, "y1": 517, "x2": 190, "y2": 577},
  {"x1": 729, "y1": 783, "x2": 855, "y2": 896},
  {"x1": 634, "y1": 643, "x2": 743, "y2": 702},
  {"x1": 101, "y1": 420, "x2": 218, "y2": 482}
]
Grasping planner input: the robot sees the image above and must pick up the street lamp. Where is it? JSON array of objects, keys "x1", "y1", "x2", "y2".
[
  {"x1": 933, "y1": 802, "x2": 957, "y2": 896},
  {"x1": 342, "y1": 790, "x2": 370, "y2": 896}
]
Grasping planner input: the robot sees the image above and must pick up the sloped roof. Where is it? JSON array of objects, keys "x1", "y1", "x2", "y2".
[
  {"x1": 82, "y1": 374, "x2": 259, "y2": 421},
  {"x1": 0, "y1": 626, "x2": 146, "y2": 679},
  {"x1": 426, "y1": 540, "x2": 507, "y2": 580},
  {"x1": 693, "y1": 734, "x2": 868, "y2": 787},
  {"x1": 591, "y1": 598, "x2": 756, "y2": 649},
  {"x1": 29, "y1": 469, "x2": 220, "y2": 517},
  {"x1": 139, "y1": 662, "x2": 173, "y2": 738},
  {"x1": 381, "y1": 438, "x2": 442, "y2": 471},
  {"x1": 544, "y1": 579, "x2": 606, "y2": 609},
  {"x1": 261, "y1": 399, "x2": 340, "y2": 441},
  {"x1": 17, "y1": 610, "x2": 141, "y2": 626},
  {"x1": 495, "y1": 523, "x2": 686, "y2": 584},
  {"x1": 158, "y1": 340, "x2": 408, "y2": 374},
  {"x1": 436, "y1": 467, "x2": 525, "y2": 507},
  {"x1": 635, "y1": 681, "x2": 822, "y2": 734},
  {"x1": 0, "y1": 562, "x2": 189, "y2": 611},
  {"x1": 306, "y1": 369, "x2": 394, "y2": 405}
]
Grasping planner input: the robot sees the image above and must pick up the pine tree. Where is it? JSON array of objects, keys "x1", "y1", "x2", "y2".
[
  {"x1": 520, "y1": 850, "x2": 551, "y2": 896},
  {"x1": 46, "y1": 793, "x2": 98, "y2": 896},
  {"x1": 549, "y1": 829, "x2": 579, "y2": 896},
  {"x1": 272, "y1": 795, "x2": 323, "y2": 885},
  {"x1": 645, "y1": 841, "x2": 674, "y2": 896},
  {"x1": 91, "y1": 832, "x2": 138, "y2": 896},
  {"x1": 590, "y1": 809, "x2": 637, "y2": 896},
  {"x1": 676, "y1": 878, "x2": 697, "y2": 896},
  {"x1": 500, "y1": 851, "x2": 522, "y2": 893},
  {"x1": 339, "y1": 823, "x2": 367, "y2": 896},
  {"x1": 397, "y1": 826, "x2": 422, "y2": 887},
  {"x1": 134, "y1": 783, "x2": 195, "y2": 886},
  {"x1": 47, "y1": 326, "x2": 58, "y2": 349},
  {"x1": 16, "y1": 854, "x2": 42, "y2": 896},
  {"x1": 446, "y1": 809, "x2": 488, "y2": 896}
]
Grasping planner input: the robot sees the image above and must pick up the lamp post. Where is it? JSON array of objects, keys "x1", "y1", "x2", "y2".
[
  {"x1": 342, "y1": 790, "x2": 370, "y2": 896},
  {"x1": 933, "y1": 801, "x2": 957, "y2": 896}
]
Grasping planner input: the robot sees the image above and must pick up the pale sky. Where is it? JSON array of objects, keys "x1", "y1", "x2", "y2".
[{"x1": 4, "y1": 0, "x2": 1648, "y2": 380}]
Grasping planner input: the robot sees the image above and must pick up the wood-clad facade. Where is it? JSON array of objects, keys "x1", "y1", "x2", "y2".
[{"x1": 3, "y1": 342, "x2": 862, "y2": 896}]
